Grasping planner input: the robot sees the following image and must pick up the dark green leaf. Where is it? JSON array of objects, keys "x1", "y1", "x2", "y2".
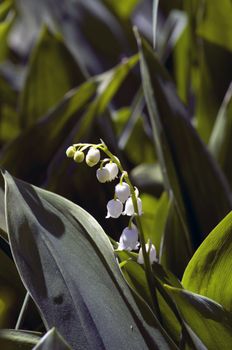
[
  {"x1": 137, "y1": 33, "x2": 232, "y2": 250},
  {"x1": 0, "y1": 79, "x2": 97, "y2": 185},
  {"x1": 160, "y1": 199, "x2": 192, "y2": 278},
  {"x1": 3, "y1": 171, "x2": 175, "y2": 350},
  {"x1": 209, "y1": 83, "x2": 232, "y2": 188},
  {"x1": 32, "y1": 328, "x2": 71, "y2": 350},
  {"x1": 19, "y1": 26, "x2": 86, "y2": 127},
  {"x1": 182, "y1": 210, "x2": 232, "y2": 312},
  {"x1": 195, "y1": 41, "x2": 232, "y2": 142},
  {"x1": 165, "y1": 285, "x2": 232, "y2": 349}
]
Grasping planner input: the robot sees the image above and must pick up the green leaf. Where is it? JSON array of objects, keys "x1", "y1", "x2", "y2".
[
  {"x1": 45, "y1": 55, "x2": 139, "y2": 191},
  {"x1": 165, "y1": 285, "x2": 232, "y2": 350},
  {"x1": 0, "y1": 329, "x2": 41, "y2": 349},
  {"x1": 0, "y1": 0, "x2": 13, "y2": 21},
  {"x1": 182, "y1": 210, "x2": 232, "y2": 312},
  {"x1": 140, "y1": 191, "x2": 169, "y2": 253},
  {"x1": 116, "y1": 251, "x2": 182, "y2": 346},
  {"x1": 209, "y1": 83, "x2": 232, "y2": 187},
  {"x1": 160, "y1": 199, "x2": 192, "y2": 278},
  {"x1": 195, "y1": 41, "x2": 232, "y2": 142},
  {"x1": 32, "y1": 328, "x2": 71, "y2": 350},
  {"x1": 103, "y1": 0, "x2": 140, "y2": 19},
  {"x1": 19, "y1": 26, "x2": 86, "y2": 127},
  {"x1": 197, "y1": 0, "x2": 232, "y2": 53},
  {"x1": 0, "y1": 79, "x2": 97, "y2": 184},
  {"x1": 3, "y1": 171, "x2": 175, "y2": 350},
  {"x1": 137, "y1": 33, "x2": 232, "y2": 250},
  {"x1": 0, "y1": 15, "x2": 14, "y2": 62}
]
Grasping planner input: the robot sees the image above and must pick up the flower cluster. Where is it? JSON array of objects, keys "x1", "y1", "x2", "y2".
[{"x1": 66, "y1": 142, "x2": 156, "y2": 265}]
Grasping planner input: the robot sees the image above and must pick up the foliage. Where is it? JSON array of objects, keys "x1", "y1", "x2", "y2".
[{"x1": 0, "y1": 0, "x2": 232, "y2": 349}]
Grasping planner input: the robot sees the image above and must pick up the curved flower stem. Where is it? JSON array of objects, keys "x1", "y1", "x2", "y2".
[
  {"x1": 100, "y1": 144, "x2": 162, "y2": 322},
  {"x1": 15, "y1": 291, "x2": 30, "y2": 330}
]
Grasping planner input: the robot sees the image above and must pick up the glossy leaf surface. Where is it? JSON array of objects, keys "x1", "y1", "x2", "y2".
[{"x1": 3, "y1": 171, "x2": 174, "y2": 350}]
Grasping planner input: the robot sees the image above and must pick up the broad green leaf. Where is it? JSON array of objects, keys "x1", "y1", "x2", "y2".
[
  {"x1": 3, "y1": 171, "x2": 175, "y2": 350},
  {"x1": 197, "y1": 0, "x2": 232, "y2": 53},
  {"x1": 0, "y1": 329, "x2": 41, "y2": 349},
  {"x1": 165, "y1": 285, "x2": 232, "y2": 350},
  {"x1": 33, "y1": 328, "x2": 71, "y2": 350},
  {"x1": 182, "y1": 210, "x2": 232, "y2": 312},
  {"x1": 137, "y1": 33, "x2": 232, "y2": 250},
  {"x1": 19, "y1": 26, "x2": 85, "y2": 127},
  {"x1": 209, "y1": 83, "x2": 232, "y2": 187}
]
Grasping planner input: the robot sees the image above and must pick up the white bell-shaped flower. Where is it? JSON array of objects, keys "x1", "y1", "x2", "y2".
[
  {"x1": 118, "y1": 225, "x2": 140, "y2": 251},
  {"x1": 86, "y1": 147, "x2": 101, "y2": 167},
  {"x1": 96, "y1": 167, "x2": 110, "y2": 183},
  {"x1": 104, "y1": 162, "x2": 118, "y2": 181},
  {"x1": 106, "y1": 199, "x2": 123, "y2": 218},
  {"x1": 137, "y1": 242, "x2": 157, "y2": 265},
  {"x1": 115, "y1": 182, "x2": 130, "y2": 203},
  {"x1": 123, "y1": 197, "x2": 142, "y2": 216}
]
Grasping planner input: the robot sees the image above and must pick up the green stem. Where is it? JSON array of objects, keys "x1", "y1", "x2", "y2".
[
  {"x1": 15, "y1": 291, "x2": 30, "y2": 330},
  {"x1": 101, "y1": 145, "x2": 162, "y2": 322}
]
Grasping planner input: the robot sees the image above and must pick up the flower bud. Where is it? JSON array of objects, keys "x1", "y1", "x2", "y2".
[
  {"x1": 66, "y1": 146, "x2": 76, "y2": 158},
  {"x1": 115, "y1": 182, "x2": 130, "y2": 203},
  {"x1": 137, "y1": 242, "x2": 157, "y2": 265},
  {"x1": 96, "y1": 167, "x2": 110, "y2": 183},
  {"x1": 118, "y1": 225, "x2": 139, "y2": 251},
  {"x1": 123, "y1": 197, "x2": 142, "y2": 216},
  {"x1": 105, "y1": 162, "x2": 118, "y2": 181},
  {"x1": 74, "y1": 150, "x2": 85, "y2": 163},
  {"x1": 86, "y1": 147, "x2": 101, "y2": 167},
  {"x1": 106, "y1": 199, "x2": 123, "y2": 218}
]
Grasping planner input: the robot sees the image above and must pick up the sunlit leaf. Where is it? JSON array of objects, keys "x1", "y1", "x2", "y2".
[
  {"x1": 182, "y1": 210, "x2": 232, "y2": 312},
  {"x1": 197, "y1": 0, "x2": 232, "y2": 53},
  {"x1": 165, "y1": 285, "x2": 232, "y2": 350}
]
